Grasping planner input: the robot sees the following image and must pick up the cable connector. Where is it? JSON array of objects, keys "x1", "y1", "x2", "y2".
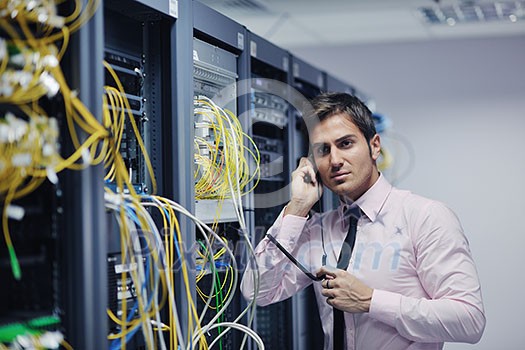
[
  {"x1": 39, "y1": 71, "x2": 60, "y2": 97},
  {"x1": 6, "y1": 204, "x2": 25, "y2": 221},
  {"x1": 0, "y1": 38, "x2": 6, "y2": 61}
]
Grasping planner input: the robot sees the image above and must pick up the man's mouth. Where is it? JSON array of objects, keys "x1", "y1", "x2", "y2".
[{"x1": 331, "y1": 172, "x2": 350, "y2": 181}]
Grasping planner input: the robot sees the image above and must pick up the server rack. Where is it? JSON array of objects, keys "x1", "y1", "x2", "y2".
[
  {"x1": 290, "y1": 55, "x2": 325, "y2": 163},
  {"x1": 101, "y1": 2, "x2": 201, "y2": 347},
  {"x1": 0, "y1": 1, "x2": 107, "y2": 348},
  {"x1": 192, "y1": 3, "x2": 250, "y2": 349},
  {"x1": 247, "y1": 31, "x2": 295, "y2": 350},
  {"x1": 289, "y1": 55, "x2": 326, "y2": 350},
  {"x1": 193, "y1": 0, "x2": 247, "y2": 222},
  {"x1": 325, "y1": 73, "x2": 356, "y2": 95},
  {"x1": 61, "y1": 5, "x2": 107, "y2": 347},
  {"x1": 102, "y1": 2, "x2": 176, "y2": 348},
  {"x1": 169, "y1": 0, "x2": 196, "y2": 343}
]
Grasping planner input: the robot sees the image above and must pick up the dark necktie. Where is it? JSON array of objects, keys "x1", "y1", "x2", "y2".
[{"x1": 333, "y1": 207, "x2": 360, "y2": 350}]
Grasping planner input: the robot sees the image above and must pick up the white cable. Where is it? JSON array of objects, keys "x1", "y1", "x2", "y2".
[
  {"x1": 214, "y1": 99, "x2": 261, "y2": 349},
  {"x1": 137, "y1": 198, "x2": 187, "y2": 350},
  {"x1": 162, "y1": 200, "x2": 237, "y2": 323},
  {"x1": 146, "y1": 196, "x2": 218, "y2": 330},
  {"x1": 147, "y1": 197, "x2": 240, "y2": 350},
  {"x1": 127, "y1": 213, "x2": 156, "y2": 348},
  {"x1": 198, "y1": 97, "x2": 262, "y2": 350},
  {"x1": 105, "y1": 193, "x2": 174, "y2": 350},
  {"x1": 133, "y1": 200, "x2": 168, "y2": 350},
  {"x1": 145, "y1": 196, "x2": 237, "y2": 350},
  {"x1": 198, "y1": 322, "x2": 265, "y2": 350},
  {"x1": 105, "y1": 198, "x2": 155, "y2": 349}
]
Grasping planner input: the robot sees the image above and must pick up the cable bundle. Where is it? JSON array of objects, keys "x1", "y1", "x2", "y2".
[
  {"x1": 194, "y1": 96, "x2": 260, "y2": 201},
  {"x1": 1, "y1": 1, "x2": 103, "y2": 349},
  {"x1": 101, "y1": 59, "x2": 264, "y2": 348},
  {"x1": 1, "y1": 0, "x2": 104, "y2": 282},
  {"x1": 103, "y1": 190, "x2": 264, "y2": 350},
  {"x1": 1, "y1": 3, "x2": 265, "y2": 349},
  {"x1": 105, "y1": 191, "x2": 172, "y2": 350},
  {"x1": 193, "y1": 96, "x2": 263, "y2": 348},
  {"x1": 0, "y1": 111, "x2": 59, "y2": 195}
]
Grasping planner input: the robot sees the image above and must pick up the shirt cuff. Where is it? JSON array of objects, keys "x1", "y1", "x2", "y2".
[{"x1": 369, "y1": 289, "x2": 401, "y2": 327}]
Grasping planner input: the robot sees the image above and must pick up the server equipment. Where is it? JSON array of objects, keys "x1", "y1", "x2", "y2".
[
  {"x1": 103, "y1": 2, "x2": 174, "y2": 349},
  {"x1": 192, "y1": 4, "x2": 253, "y2": 350},
  {"x1": 1, "y1": 1, "x2": 107, "y2": 348},
  {"x1": 325, "y1": 73, "x2": 356, "y2": 95},
  {"x1": 247, "y1": 31, "x2": 297, "y2": 350},
  {"x1": 289, "y1": 55, "x2": 327, "y2": 350},
  {"x1": 193, "y1": 37, "x2": 239, "y2": 223}
]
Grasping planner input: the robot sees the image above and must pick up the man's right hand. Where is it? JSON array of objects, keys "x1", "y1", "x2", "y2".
[{"x1": 285, "y1": 157, "x2": 323, "y2": 217}]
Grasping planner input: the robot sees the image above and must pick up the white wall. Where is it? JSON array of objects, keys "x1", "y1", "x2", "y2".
[{"x1": 294, "y1": 36, "x2": 525, "y2": 350}]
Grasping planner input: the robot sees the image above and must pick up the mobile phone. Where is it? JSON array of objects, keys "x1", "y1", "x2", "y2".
[{"x1": 304, "y1": 151, "x2": 321, "y2": 184}]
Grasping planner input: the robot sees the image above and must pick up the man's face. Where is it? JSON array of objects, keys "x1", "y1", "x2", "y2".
[{"x1": 310, "y1": 113, "x2": 381, "y2": 201}]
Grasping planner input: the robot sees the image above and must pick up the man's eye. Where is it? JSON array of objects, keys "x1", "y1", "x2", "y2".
[
  {"x1": 315, "y1": 147, "x2": 329, "y2": 156},
  {"x1": 341, "y1": 140, "x2": 353, "y2": 147}
]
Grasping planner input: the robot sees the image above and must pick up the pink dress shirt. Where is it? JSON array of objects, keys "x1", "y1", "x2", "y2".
[{"x1": 241, "y1": 175, "x2": 485, "y2": 350}]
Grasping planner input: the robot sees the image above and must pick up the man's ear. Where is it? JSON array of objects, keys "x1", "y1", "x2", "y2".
[{"x1": 370, "y1": 134, "x2": 381, "y2": 161}]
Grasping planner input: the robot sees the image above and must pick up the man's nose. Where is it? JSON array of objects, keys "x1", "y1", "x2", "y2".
[{"x1": 329, "y1": 148, "x2": 344, "y2": 168}]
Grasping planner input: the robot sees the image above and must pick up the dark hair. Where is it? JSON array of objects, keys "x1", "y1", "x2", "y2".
[{"x1": 304, "y1": 92, "x2": 377, "y2": 144}]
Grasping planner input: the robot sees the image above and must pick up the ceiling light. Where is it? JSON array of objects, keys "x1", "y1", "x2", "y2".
[
  {"x1": 418, "y1": 0, "x2": 525, "y2": 25},
  {"x1": 447, "y1": 17, "x2": 457, "y2": 25}
]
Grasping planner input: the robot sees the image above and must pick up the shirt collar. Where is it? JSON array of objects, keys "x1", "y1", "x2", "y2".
[{"x1": 338, "y1": 173, "x2": 392, "y2": 223}]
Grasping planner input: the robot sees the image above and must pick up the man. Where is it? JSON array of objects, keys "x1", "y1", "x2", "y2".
[{"x1": 240, "y1": 92, "x2": 485, "y2": 349}]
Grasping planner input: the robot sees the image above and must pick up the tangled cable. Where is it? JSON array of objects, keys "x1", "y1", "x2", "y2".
[
  {"x1": 194, "y1": 96, "x2": 260, "y2": 200},
  {"x1": 2, "y1": 2, "x2": 265, "y2": 349},
  {"x1": 1, "y1": 0, "x2": 105, "y2": 281}
]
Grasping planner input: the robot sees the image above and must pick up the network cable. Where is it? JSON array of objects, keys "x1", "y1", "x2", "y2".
[
  {"x1": 1, "y1": 0, "x2": 109, "y2": 282},
  {"x1": 192, "y1": 95, "x2": 264, "y2": 346},
  {"x1": 194, "y1": 96, "x2": 260, "y2": 201}
]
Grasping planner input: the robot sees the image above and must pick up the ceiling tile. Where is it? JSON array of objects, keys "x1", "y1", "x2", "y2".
[{"x1": 199, "y1": 0, "x2": 525, "y2": 48}]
